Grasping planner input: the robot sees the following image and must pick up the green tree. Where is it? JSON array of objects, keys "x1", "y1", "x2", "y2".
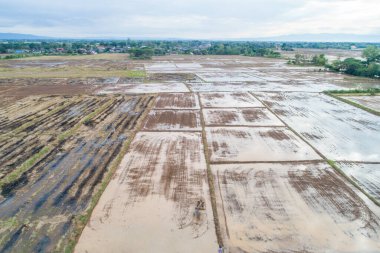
[
  {"x1": 366, "y1": 62, "x2": 380, "y2": 77},
  {"x1": 129, "y1": 47, "x2": 154, "y2": 59},
  {"x1": 312, "y1": 54, "x2": 327, "y2": 66},
  {"x1": 362, "y1": 45, "x2": 380, "y2": 63}
]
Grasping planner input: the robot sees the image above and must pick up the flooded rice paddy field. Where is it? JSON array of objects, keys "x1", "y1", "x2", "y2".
[
  {"x1": 255, "y1": 92, "x2": 380, "y2": 162},
  {"x1": 98, "y1": 82, "x2": 190, "y2": 94},
  {"x1": 199, "y1": 92, "x2": 263, "y2": 108},
  {"x1": 75, "y1": 131, "x2": 217, "y2": 253},
  {"x1": 1, "y1": 54, "x2": 380, "y2": 252},
  {"x1": 342, "y1": 95, "x2": 380, "y2": 112},
  {"x1": 338, "y1": 162, "x2": 380, "y2": 202},
  {"x1": 213, "y1": 162, "x2": 380, "y2": 253},
  {"x1": 205, "y1": 127, "x2": 321, "y2": 163}
]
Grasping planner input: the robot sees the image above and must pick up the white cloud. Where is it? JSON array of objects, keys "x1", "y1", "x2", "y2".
[{"x1": 0, "y1": 0, "x2": 378, "y2": 38}]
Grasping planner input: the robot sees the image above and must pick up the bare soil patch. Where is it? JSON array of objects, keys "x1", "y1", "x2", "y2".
[
  {"x1": 203, "y1": 108, "x2": 284, "y2": 126},
  {"x1": 142, "y1": 110, "x2": 201, "y2": 131},
  {"x1": 154, "y1": 93, "x2": 200, "y2": 109}
]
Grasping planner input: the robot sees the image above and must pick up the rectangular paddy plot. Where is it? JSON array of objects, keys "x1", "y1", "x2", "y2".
[
  {"x1": 338, "y1": 162, "x2": 380, "y2": 202},
  {"x1": 75, "y1": 132, "x2": 217, "y2": 253},
  {"x1": 189, "y1": 81, "x2": 343, "y2": 93},
  {"x1": 142, "y1": 110, "x2": 202, "y2": 131},
  {"x1": 189, "y1": 83, "x2": 258, "y2": 92},
  {"x1": 213, "y1": 162, "x2": 380, "y2": 253},
  {"x1": 196, "y1": 72, "x2": 263, "y2": 82},
  {"x1": 203, "y1": 108, "x2": 284, "y2": 126},
  {"x1": 0, "y1": 95, "x2": 153, "y2": 252},
  {"x1": 256, "y1": 92, "x2": 380, "y2": 162},
  {"x1": 199, "y1": 92, "x2": 263, "y2": 108},
  {"x1": 206, "y1": 127, "x2": 321, "y2": 162},
  {"x1": 342, "y1": 95, "x2": 380, "y2": 112},
  {"x1": 98, "y1": 82, "x2": 189, "y2": 94},
  {"x1": 154, "y1": 93, "x2": 200, "y2": 109}
]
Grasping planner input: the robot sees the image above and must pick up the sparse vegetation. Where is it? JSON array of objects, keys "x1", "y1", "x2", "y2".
[
  {"x1": 288, "y1": 53, "x2": 327, "y2": 66},
  {"x1": 326, "y1": 88, "x2": 380, "y2": 95},
  {"x1": 0, "y1": 146, "x2": 51, "y2": 192}
]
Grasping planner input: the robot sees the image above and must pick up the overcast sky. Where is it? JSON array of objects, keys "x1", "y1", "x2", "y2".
[{"x1": 0, "y1": 0, "x2": 379, "y2": 39}]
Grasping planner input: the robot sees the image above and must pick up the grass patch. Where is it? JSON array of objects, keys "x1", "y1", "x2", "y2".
[
  {"x1": 0, "y1": 217, "x2": 19, "y2": 231},
  {"x1": 326, "y1": 88, "x2": 380, "y2": 95},
  {"x1": 58, "y1": 99, "x2": 115, "y2": 143},
  {"x1": 14, "y1": 54, "x2": 130, "y2": 61},
  {"x1": 0, "y1": 217, "x2": 20, "y2": 246},
  {"x1": 0, "y1": 98, "x2": 115, "y2": 192},
  {"x1": 11, "y1": 102, "x2": 72, "y2": 136},
  {"x1": 0, "y1": 146, "x2": 50, "y2": 191},
  {"x1": 125, "y1": 70, "x2": 146, "y2": 78},
  {"x1": 0, "y1": 66, "x2": 145, "y2": 79}
]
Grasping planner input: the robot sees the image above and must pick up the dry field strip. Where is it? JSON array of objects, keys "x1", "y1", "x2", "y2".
[{"x1": 1, "y1": 54, "x2": 380, "y2": 252}]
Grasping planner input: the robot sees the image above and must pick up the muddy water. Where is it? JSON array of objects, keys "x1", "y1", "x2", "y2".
[
  {"x1": 338, "y1": 162, "x2": 380, "y2": 202},
  {"x1": 213, "y1": 162, "x2": 380, "y2": 253},
  {"x1": 256, "y1": 92, "x2": 380, "y2": 162},
  {"x1": 343, "y1": 95, "x2": 380, "y2": 111},
  {"x1": 206, "y1": 127, "x2": 321, "y2": 162},
  {"x1": 98, "y1": 82, "x2": 190, "y2": 94},
  {"x1": 203, "y1": 108, "x2": 284, "y2": 126},
  {"x1": 75, "y1": 132, "x2": 217, "y2": 253},
  {"x1": 197, "y1": 72, "x2": 263, "y2": 82}
]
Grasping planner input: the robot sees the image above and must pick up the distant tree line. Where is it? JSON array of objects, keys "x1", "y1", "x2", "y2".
[
  {"x1": 288, "y1": 46, "x2": 380, "y2": 78},
  {"x1": 328, "y1": 46, "x2": 380, "y2": 78},
  {"x1": 0, "y1": 40, "x2": 281, "y2": 59},
  {"x1": 280, "y1": 42, "x2": 380, "y2": 50}
]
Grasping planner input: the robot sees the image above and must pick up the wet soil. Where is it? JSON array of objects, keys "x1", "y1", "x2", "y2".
[
  {"x1": 213, "y1": 162, "x2": 380, "y2": 252},
  {"x1": 206, "y1": 127, "x2": 321, "y2": 163},
  {"x1": 75, "y1": 132, "x2": 217, "y2": 253},
  {"x1": 142, "y1": 110, "x2": 202, "y2": 131},
  {"x1": 203, "y1": 108, "x2": 283, "y2": 126},
  {"x1": 0, "y1": 95, "x2": 152, "y2": 252},
  {"x1": 154, "y1": 93, "x2": 200, "y2": 109}
]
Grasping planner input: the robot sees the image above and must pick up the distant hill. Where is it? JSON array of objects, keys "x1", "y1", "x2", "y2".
[
  {"x1": 0, "y1": 33, "x2": 52, "y2": 40},
  {"x1": 1, "y1": 32, "x2": 380, "y2": 42},
  {"x1": 253, "y1": 33, "x2": 380, "y2": 43}
]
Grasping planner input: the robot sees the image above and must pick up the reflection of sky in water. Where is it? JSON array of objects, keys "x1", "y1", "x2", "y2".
[
  {"x1": 338, "y1": 162, "x2": 380, "y2": 202},
  {"x1": 257, "y1": 92, "x2": 380, "y2": 162}
]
